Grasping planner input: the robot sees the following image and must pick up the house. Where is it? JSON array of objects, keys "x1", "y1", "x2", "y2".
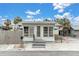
[
  {"x1": 22, "y1": 21, "x2": 59, "y2": 42},
  {"x1": 71, "y1": 26, "x2": 79, "y2": 38},
  {"x1": 54, "y1": 23, "x2": 63, "y2": 35},
  {"x1": 11, "y1": 20, "x2": 23, "y2": 31}
]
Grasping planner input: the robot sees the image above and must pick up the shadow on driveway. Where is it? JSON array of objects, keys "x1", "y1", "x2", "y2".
[{"x1": 0, "y1": 51, "x2": 79, "y2": 56}]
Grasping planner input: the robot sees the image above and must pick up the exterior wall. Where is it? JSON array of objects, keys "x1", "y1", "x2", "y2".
[
  {"x1": 53, "y1": 27, "x2": 59, "y2": 35},
  {"x1": 23, "y1": 24, "x2": 55, "y2": 42},
  {"x1": 23, "y1": 37, "x2": 33, "y2": 41},
  {"x1": 42, "y1": 37, "x2": 54, "y2": 41}
]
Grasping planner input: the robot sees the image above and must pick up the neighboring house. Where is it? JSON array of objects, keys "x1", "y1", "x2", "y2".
[
  {"x1": 74, "y1": 30, "x2": 79, "y2": 38},
  {"x1": 71, "y1": 27, "x2": 79, "y2": 38},
  {"x1": 22, "y1": 21, "x2": 59, "y2": 42},
  {"x1": 11, "y1": 21, "x2": 23, "y2": 30},
  {"x1": 54, "y1": 23, "x2": 63, "y2": 35}
]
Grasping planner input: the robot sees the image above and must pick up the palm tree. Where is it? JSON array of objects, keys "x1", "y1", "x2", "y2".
[
  {"x1": 13, "y1": 16, "x2": 22, "y2": 24},
  {"x1": 13, "y1": 16, "x2": 24, "y2": 48},
  {"x1": 3, "y1": 19, "x2": 11, "y2": 30},
  {"x1": 63, "y1": 18, "x2": 71, "y2": 29},
  {"x1": 56, "y1": 17, "x2": 71, "y2": 36},
  {"x1": 63, "y1": 18, "x2": 71, "y2": 36},
  {"x1": 13, "y1": 16, "x2": 22, "y2": 30}
]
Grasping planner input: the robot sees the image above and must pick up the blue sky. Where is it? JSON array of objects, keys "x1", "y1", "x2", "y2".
[
  {"x1": 0, "y1": 3, "x2": 79, "y2": 28},
  {"x1": 0, "y1": 3, "x2": 78, "y2": 20},
  {"x1": 0, "y1": 3, "x2": 56, "y2": 20}
]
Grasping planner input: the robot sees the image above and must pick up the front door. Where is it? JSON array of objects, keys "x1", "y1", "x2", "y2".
[{"x1": 36, "y1": 26, "x2": 41, "y2": 39}]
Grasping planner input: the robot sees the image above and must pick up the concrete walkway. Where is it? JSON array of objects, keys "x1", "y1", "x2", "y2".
[
  {"x1": 0, "y1": 37, "x2": 79, "y2": 56},
  {"x1": 0, "y1": 37, "x2": 79, "y2": 51}
]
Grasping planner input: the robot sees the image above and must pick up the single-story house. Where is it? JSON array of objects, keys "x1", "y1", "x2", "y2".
[
  {"x1": 21, "y1": 21, "x2": 60, "y2": 42},
  {"x1": 71, "y1": 27, "x2": 79, "y2": 38}
]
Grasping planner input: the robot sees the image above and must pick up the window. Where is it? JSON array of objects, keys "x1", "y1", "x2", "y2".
[
  {"x1": 18, "y1": 25, "x2": 22, "y2": 27},
  {"x1": 49, "y1": 27, "x2": 53, "y2": 37},
  {"x1": 37, "y1": 26, "x2": 40, "y2": 37},
  {"x1": 24, "y1": 27, "x2": 29, "y2": 36},
  {"x1": 43, "y1": 27, "x2": 53, "y2": 37},
  {"x1": 43, "y1": 27, "x2": 48, "y2": 37}
]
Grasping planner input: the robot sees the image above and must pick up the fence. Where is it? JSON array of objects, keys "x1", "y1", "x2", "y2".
[{"x1": 0, "y1": 30, "x2": 23, "y2": 44}]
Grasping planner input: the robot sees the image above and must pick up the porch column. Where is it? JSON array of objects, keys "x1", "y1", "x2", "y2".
[
  {"x1": 41, "y1": 26, "x2": 43, "y2": 39},
  {"x1": 34, "y1": 26, "x2": 37, "y2": 38},
  {"x1": 21, "y1": 26, "x2": 24, "y2": 37}
]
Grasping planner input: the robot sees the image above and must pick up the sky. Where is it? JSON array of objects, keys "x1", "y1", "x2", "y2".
[{"x1": 0, "y1": 3, "x2": 79, "y2": 29}]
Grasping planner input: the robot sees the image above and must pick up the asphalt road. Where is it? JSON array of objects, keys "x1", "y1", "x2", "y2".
[{"x1": 0, "y1": 51, "x2": 79, "y2": 56}]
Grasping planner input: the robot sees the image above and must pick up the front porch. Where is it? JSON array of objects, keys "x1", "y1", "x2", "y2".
[{"x1": 22, "y1": 21, "x2": 56, "y2": 42}]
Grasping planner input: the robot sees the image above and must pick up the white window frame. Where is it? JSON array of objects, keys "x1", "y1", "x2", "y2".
[
  {"x1": 49, "y1": 27, "x2": 53, "y2": 37},
  {"x1": 43, "y1": 26, "x2": 53, "y2": 37},
  {"x1": 24, "y1": 26, "x2": 29, "y2": 37}
]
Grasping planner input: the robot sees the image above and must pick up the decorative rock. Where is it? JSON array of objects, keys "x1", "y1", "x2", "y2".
[{"x1": 14, "y1": 44, "x2": 24, "y2": 48}]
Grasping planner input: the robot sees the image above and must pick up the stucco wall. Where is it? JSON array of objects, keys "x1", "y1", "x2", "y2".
[
  {"x1": 23, "y1": 25, "x2": 55, "y2": 42},
  {"x1": 0, "y1": 30, "x2": 23, "y2": 44}
]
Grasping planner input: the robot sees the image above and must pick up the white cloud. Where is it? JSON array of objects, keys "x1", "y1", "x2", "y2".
[
  {"x1": 25, "y1": 10, "x2": 36, "y2": 15},
  {"x1": 27, "y1": 15, "x2": 33, "y2": 19},
  {"x1": 53, "y1": 3, "x2": 63, "y2": 10},
  {"x1": 35, "y1": 18, "x2": 43, "y2": 21},
  {"x1": 54, "y1": 14, "x2": 63, "y2": 19},
  {"x1": 0, "y1": 16, "x2": 9, "y2": 25},
  {"x1": 72, "y1": 16, "x2": 79, "y2": 26},
  {"x1": 53, "y1": 3, "x2": 71, "y2": 13},
  {"x1": 72, "y1": 16, "x2": 79, "y2": 30},
  {"x1": 25, "y1": 9, "x2": 40, "y2": 19},
  {"x1": 73, "y1": 16, "x2": 79, "y2": 22},
  {"x1": 58, "y1": 9, "x2": 64, "y2": 13},
  {"x1": 54, "y1": 12, "x2": 79, "y2": 30},
  {"x1": 47, "y1": 18, "x2": 52, "y2": 20},
  {"x1": 1, "y1": 18, "x2": 6, "y2": 21},
  {"x1": 54, "y1": 12, "x2": 74, "y2": 26},
  {"x1": 36, "y1": 9, "x2": 40, "y2": 15},
  {"x1": 24, "y1": 18, "x2": 43, "y2": 21},
  {"x1": 54, "y1": 12, "x2": 73, "y2": 20},
  {"x1": 25, "y1": 9, "x2": 40, "y2": 15},
  {"x1": 0, "y1": 18, "x2": 6, "y2": 25},
  {"x1": 63, "y1": 12, "x2": 73, "y2": 19}
]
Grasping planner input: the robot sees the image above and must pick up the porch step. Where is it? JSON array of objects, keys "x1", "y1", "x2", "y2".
[
  {"x1": 32, "y1": 39, "x2": 46, "y2": 48},
  {"x1": 32, "y1": 43, "x2": 46, "y2": 48},
  {"x1": 33, "y1": 39, "x2": 46, "y2": 43}
]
